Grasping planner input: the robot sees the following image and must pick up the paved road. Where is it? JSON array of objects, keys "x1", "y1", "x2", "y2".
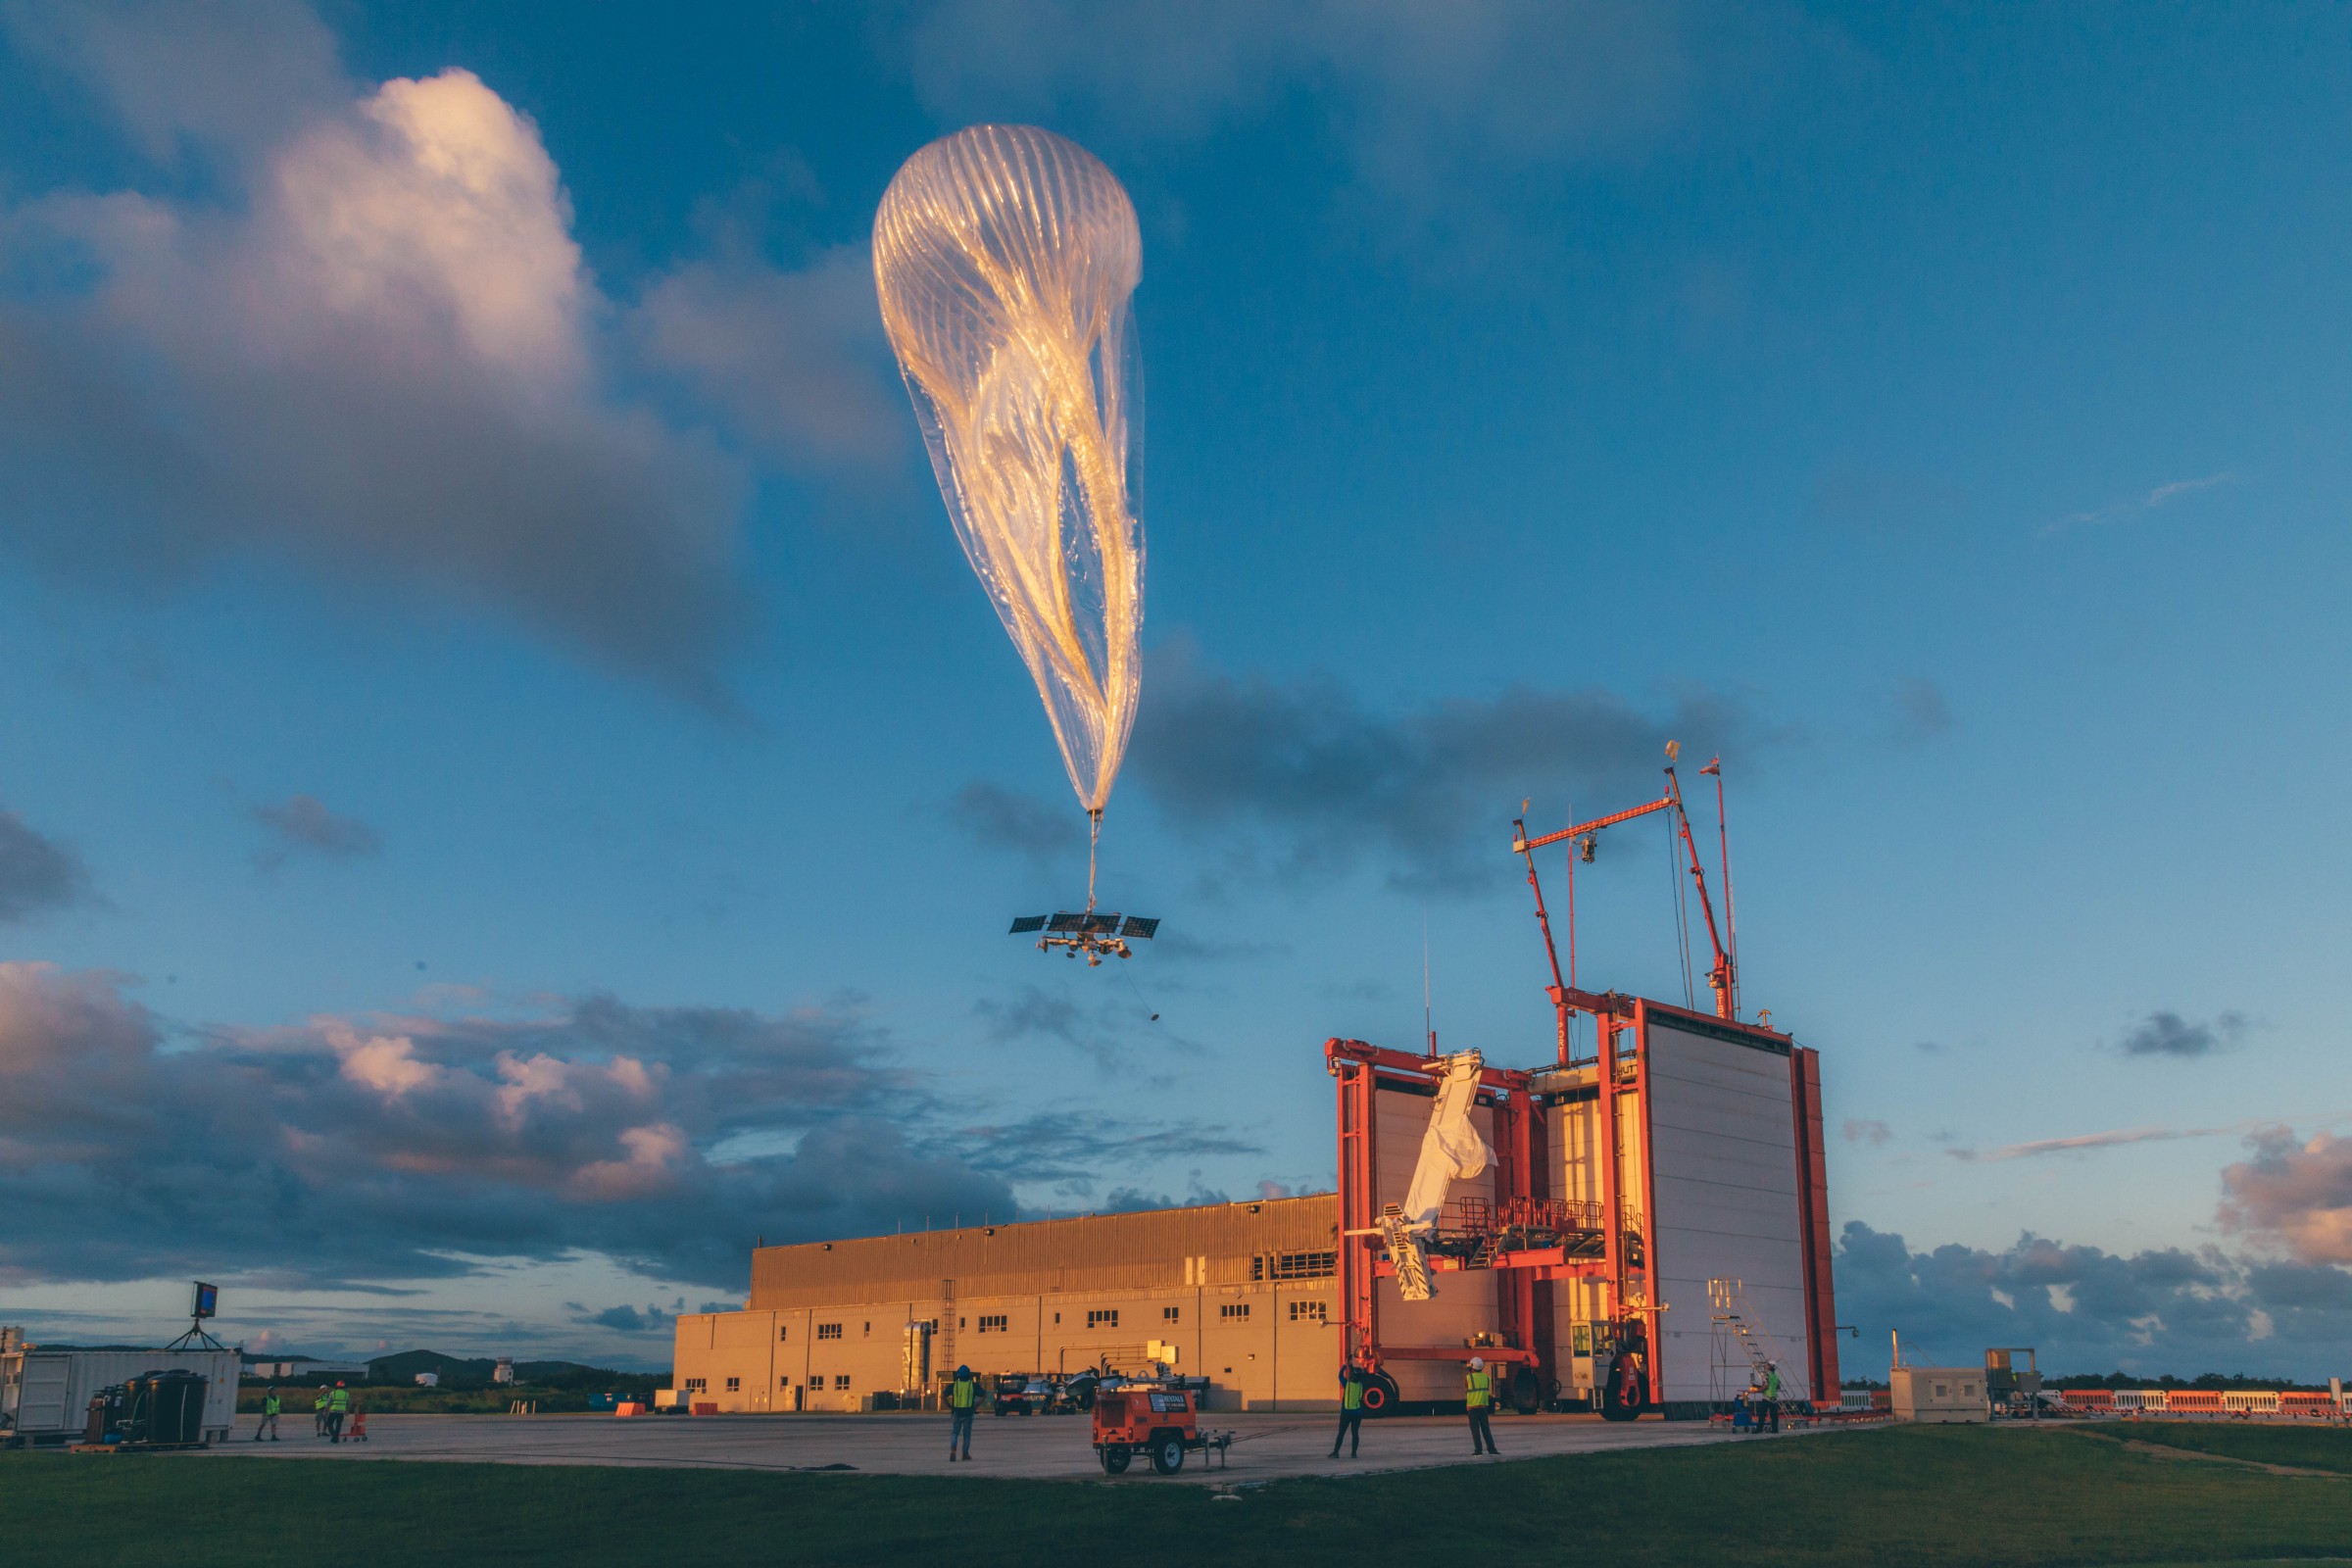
[{"x1": 186, "y1": 1409, "x2": 1822, "y2": 1485}]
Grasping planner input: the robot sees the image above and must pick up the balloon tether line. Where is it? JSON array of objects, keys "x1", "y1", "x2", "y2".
[{"x1": 1086, "y1": 808, "x2": 1102, "y2": 912}]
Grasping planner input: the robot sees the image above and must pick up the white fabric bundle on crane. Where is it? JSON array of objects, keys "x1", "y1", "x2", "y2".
[
  {"x1": 1383, "y1": 1051, "x2": 1494, "y2": 1301},
  {"x1": 1403, "y1": 1051, "x2": 1493, "y2": 1229}
]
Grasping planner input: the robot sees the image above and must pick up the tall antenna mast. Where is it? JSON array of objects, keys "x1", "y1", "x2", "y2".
[
  {"x1": 1422, "y1": 907, "x2": 1435, "y2": 1057},
  {"x1": 1702, "y1": 758, "x2": 1738, "y2": 1019}
]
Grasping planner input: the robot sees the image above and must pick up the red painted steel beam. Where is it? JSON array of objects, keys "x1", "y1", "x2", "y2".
[
  {"x1": 1514, "y1": 796, "x2": 1673, "y2": 854},
  {"x1": 1325, "y1": 1037, "x2": 1533, "y2": 1093},
  {"x1": 1375, "y1": 1346, "x2": 1539, "y2": 1366},
  {"x1": 1371, "y1": 1249, "x2": 1614, "y2": 1280},
  {"x1": 1634, "y1": 1000, "x2": 1663, "y2": 1401},
  {"x1": 1791, "y1": 1046, "x2": 1840, "y2": 1401}
]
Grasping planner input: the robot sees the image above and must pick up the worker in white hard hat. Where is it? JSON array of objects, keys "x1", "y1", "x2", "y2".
[
  {"x1": 1758, "y1": 1360, "x2": 1783, "y2": 1434},
  {"x1": 1464, "y1": 1356, "x2": 1499, "y2": 1455}
]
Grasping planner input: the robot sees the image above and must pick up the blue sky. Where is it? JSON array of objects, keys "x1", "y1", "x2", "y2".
[{"x1": 4, "y1": 1, "x2": 2351, "y2": 1378}]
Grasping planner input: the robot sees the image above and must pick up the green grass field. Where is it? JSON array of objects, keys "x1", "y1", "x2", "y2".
[
  {"x1": 4, "y1": 1425, "x2": 2348, "y2": 1566},
  {"x1": 233, "y1": 1384, "x2": 621, "y2": 1415},
  {"x1": 2082, "y1": 1421, "x2": 2352, "y2": 1475}
]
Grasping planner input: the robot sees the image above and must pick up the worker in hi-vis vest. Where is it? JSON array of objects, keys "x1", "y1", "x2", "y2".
[
  {"x1": 1758, "y1": 1361, "x2": 1783, "y2": 1434},
  {"x1": 1330, "y1": 1362, "x2": 1369, "y2": 1458},
  {"x1": 1464, "y1": 1356, "x2": 1499, "y2": 1454},
  {"x1": 326, "y1": 1381, "x2": 351, "y2": 1444},
  {"x1": 254, "y1": 1388, "x2": 280, "y2": 1442},
  {"x1": 314, "y1": 1385, "x2": 331, "y2": 1437},
  {"x1": 947, "y1": 1365, "x2": 979, "y2": 1460}
]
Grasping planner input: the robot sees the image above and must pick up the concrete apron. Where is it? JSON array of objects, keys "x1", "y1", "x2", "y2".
[{"x1": 175, "y1": 1409, "x2": 1836, "y2": 1486}]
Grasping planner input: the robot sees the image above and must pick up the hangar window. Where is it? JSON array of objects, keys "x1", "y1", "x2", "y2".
[
  {"x1": 780, "y1": 1377, "x2": 791, "y2": 1389},
  {"x1": 1290, "y1": 1300, "x2": 1328, "y2": 1324},
  {"x1": 817, "y1": 1323, "x2": 843, "y2": 1341},
  {"x1": 1088, "y1": 1309, "x2": 1119, "y2": 1329},
  {"x1": 1253, "y1": 1250, "x2": 1338, "y2": 1282},
  {"x1": 977, "y1": 1314, "x2": 1008, "y2": 1334},
  {"x1": 683, "y1": 1378, "x2": 707, "y2": 1392},
  {"x1": 1220, "y1": 1303, "x2": 1250, "y2": 1322},
  {"x1": 779, "y1": 1325, "x2": 788, "y2": 1342},
  {"x1": 806, "y1": 1377, "x2": 822, "y2": 1389},
  {"x1": 834, "y1": 1375, "x2": 851, "y2": 1391},
  {"x1": 1163, "y1": 1307, "x2": 1180, "y2": 1323},
  {"x1": 725, "y1": 1377, "x2": 740, "y2": 1393},
  {"x1": 862, "y1": 1321, "x2": 871, "y2": 1335}
]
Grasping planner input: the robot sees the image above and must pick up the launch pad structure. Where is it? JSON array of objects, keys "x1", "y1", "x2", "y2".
[
  {"x1": 1328, "y1": 757, "x2": 1839, "y2": 1418},
  {"x1": 671, "y1": 753, "x2": 1838, "y2": 1420}
]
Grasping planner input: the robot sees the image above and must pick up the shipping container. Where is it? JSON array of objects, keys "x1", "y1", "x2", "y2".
[
  {"x1": 1, "y1": 1348, "x2": 240, "y2": 1445},
  {"x1": 1890, "y1": 1366, "x2": 1984, "y2": 1423}
]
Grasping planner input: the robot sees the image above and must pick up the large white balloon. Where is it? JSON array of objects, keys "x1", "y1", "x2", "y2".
[{"x1": 874, "y1": 124, "x2": 1143, "y2": 822}]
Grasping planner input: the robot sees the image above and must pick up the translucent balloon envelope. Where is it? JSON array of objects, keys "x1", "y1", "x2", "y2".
[{"x1": 874, "y1": 124, "x2": 1143, "y2": 822}]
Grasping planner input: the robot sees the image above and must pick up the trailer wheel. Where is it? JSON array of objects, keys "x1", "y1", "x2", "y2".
[
  {"x1": 1150, "y1": 1432, "x2": 1186, "y2": 1475},
  {"x1": 1509, "y1": 1368, "x2": 1543, "y2": 1416},
  {"x1": 1100, "y1": 1446, "x2": 1131, "y2": 1474}
]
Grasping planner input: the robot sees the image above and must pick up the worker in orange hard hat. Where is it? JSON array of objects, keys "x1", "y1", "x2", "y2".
[
  {"x1": 326, "y1": 1380, "x2": 350, "y2": 1444},
  {"x1": 1758, "y1": 1361, "x2": 1783, "y2": 1434},
  {"x1": 1464, "y1": 1357, "x2": 1499, "y2": 1455}
]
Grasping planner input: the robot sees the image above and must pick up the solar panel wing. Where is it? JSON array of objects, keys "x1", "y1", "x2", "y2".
[
  {"x1": 1008, "y1": 915, "x2": 1048, "y2": 934},
  {"x1": 1119, "y1": 916, "x2": 1159, "y2": 939},
  {"x1": 1047, "y1": 911, "x2": 1088, "y2": 933},
  {"x1": 1082, "y1": 912, "x2": 1122, "y2": 935}
]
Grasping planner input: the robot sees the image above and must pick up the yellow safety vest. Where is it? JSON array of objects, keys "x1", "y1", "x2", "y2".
[
  {"x1": 950, "y1": 1377, "x2": 976, "y2": 1410},
  {"x1": 1342, "y1": 1377, "x2": 1363, "y2": 1412},
  {"x1": 1465, "y1": 1370, "x2": 1492, "y2": 1409},
  {"x1": 329, "y1": 1388, "x2": 350, "y2": 1413},
  {"x1": 263, "y1": 1395, "x2": 280, "y2": 1416}
]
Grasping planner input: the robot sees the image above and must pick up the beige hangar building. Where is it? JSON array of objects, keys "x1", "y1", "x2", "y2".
[{"x1": 671, "y1": 1196, "x2": 1365, "y2": 1413}]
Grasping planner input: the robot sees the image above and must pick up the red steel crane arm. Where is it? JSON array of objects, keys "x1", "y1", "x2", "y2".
[
  {"x1": 1664, "y1": 768, "x2": 1736, "y2": 1018},
  {"x1": 1512, "y1": 795, "x2": 1672, "y2": 855}
]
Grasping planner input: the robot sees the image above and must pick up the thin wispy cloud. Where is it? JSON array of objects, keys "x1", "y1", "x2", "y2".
[
  {"x1": 2043, "y1": 471, "x2": 2237, "y2": 536},
  {"x1": 1954, "y1": 1109, "x2": 2352, "y2": 1164}
]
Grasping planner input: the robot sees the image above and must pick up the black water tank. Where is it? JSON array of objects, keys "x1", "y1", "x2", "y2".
[{"x1": 128, "y1": 1372, "x2": 209, "y2": 1446}]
